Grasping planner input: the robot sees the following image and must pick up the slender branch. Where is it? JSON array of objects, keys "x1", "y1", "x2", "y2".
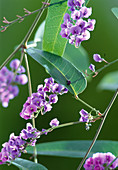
[
  {"x1": 41, "y1": 121, "x2": 81, "y2": 135},
  {"x1": 24, "y1": 54, "x2": 32, "y2": 97},
  {"x1": 97, "y1": 59, "x2": 118, "y2": 73},
  {"x1": 75, "y1": 96, "x2": 99, "y2": 113},
  {"x1": 24, "y1": 53, "x2": 38, "y2": 163},
  {"x1": 24, "y1": 0, "x2": 49, "y2": 44},
  {"x1": 0, "y1": 0, "x2": 67, "y2": 32},
  {"x1": 77, "y1": 89, "x2": 118, "y2": 170}
]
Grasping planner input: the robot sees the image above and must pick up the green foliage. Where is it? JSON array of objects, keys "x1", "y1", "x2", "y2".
[
  {"x1": 10, "y1": 158, "x2": 47, "y2": 170},
  {"x1": 43, "y1": 0, "x2": 68, "y2": 56},
  {"x1": 26, "y1": 140, "x2": 118, "y2": 158},
  {"x1": 27, "y1": 47, "x2": 87, "y2": 95},
  {"x1": 63, "y1": 43, "x2": 89, "y2": 71},
  {"x1": 111, "y1": 8, "x2": 118, "y2": 19},
  {"x1": 98, "y1": 71, "x2": 118, "y2": 91}
]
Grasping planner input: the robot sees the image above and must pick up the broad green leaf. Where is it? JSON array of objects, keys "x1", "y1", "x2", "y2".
[
  {"x1": 111, "y1": 8, "x2": 118, "y2": 19},
  {"x1": 43, "y1": 0, "x2": 90, "y2": 56},
  {"x1": 27, "y1": 47, "x2": 87, "y2": 95},
  {"x1": 10, "y1": 158, "x2": 47, "y2": 170},
  {"x1": 98, "y1": 71, "x2": 118, "y2": 91},
  {"x1": 63, "y1": 43, "x2": 89, "y2": 71},
  {"x1": 43, "y1": 0, "x2": 68, "y2": 56},
  {"x1": 26, "y1": 140, "x2": 118, "y2": 158}
]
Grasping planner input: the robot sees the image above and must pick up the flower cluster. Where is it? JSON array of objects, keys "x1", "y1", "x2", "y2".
[
  {"x1": 0, "y1": 59, "x2": 28, "y2": 107},
  {"x1": 0, "y1": 123, "x2": 40, "y2": 164},
  {"x1": 60, "y1": 0, "x2": 96, "y2": 47},
  {"x1": 20, "y1": 77, "x2": 68, "y2": 120},
  {"x1": 84, "y1": 152, "x2": 118, "y2": 169}
]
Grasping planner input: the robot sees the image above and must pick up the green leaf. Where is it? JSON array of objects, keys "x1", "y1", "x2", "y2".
[
  {"x1": 111, "y1": 8, "x2": 118, "y2": 19},
  {"x1": 98, "y1": 71, "x2": 118, "y2": 91},
  {"x1": 34, "y1": 21, "x2": 45, "y2": 43},
  {"x1": 27, "y1": 47, "x2": 87, "y2": 95},
  {"x1": 43, "y1": 0, "x2": 68, "y2": 56},
  {"x1": 26, "y1": 140, "x2": 118, "y2": 158},
  {"x1": 43, "y1": 0, "x2": 91, "y2": 56},
  {"x1": 63, "y1": 43, "x2": 89, "y2": 71},
  {"x1": 10, "y1": 158, "x2": 47, "y2": 170}
]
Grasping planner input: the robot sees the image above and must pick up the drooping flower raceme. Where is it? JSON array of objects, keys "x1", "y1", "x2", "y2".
[
  {"x1": 0, "y1": 123, "x2": 40, "y2": 164},
  {"x1": 20, "y1": 77, "x2": 68, "y2": 120},
  {"x1": 60, "y1": 0, "x2": 96, "y2": 47},
  {"x1": 0, "y1": 59, "x2": 28, "y2": 107},
  {"x1": 84, "y1": 152, "x2": 118, "y2": 169}
]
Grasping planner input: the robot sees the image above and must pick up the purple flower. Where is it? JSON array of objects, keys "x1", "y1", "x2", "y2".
[
  {"x1": 17, "y1": 66, "x2": 26, "y2": 74},
  {"x1": 70, "y1": 25, "x2": 81, "y2": 35},
  {"x1": 50, "y1": 118, "x2": 59, "y2": 127},
  {"x1": 67, "y1": 0, "x2": 75, "y2": 8},
  {"x1": 37, "y1": 84, "x2": 44, "y2": 92},
  {"x1": 26, "y1": 104, "x2": 37, "y2": 114},
  {"x1": 64, "y1": 13, "x2": 71, "y2": 22},
  {"x1": 10, "y1": 59, "x2": 20, "y2": 70},
  {"x1": 75, "y1": 35, "x2": 83, "y2": 47},
  {"x1": 69, "y1": 35, "x2": 76, "y2": 44},
  {"x1": 44, "y1": 83, "x2": 51, "y2": 92},
  {"x1": 74, "y1": 0, "x2": 85, "y2": 7},
  {"x1": 44, "y1": 77, "x2": 54, "y2": 84},
  {"x1": 84, "y1": 152, "x2": 118, "y2": 169},
  {"x1": 60, "y1": 28, "x2": 70, "y2": 39},
  {"x1": 49, "y1": 94, "x2": 58, "y2": 104},
  {"x1": 15, "y1": 74, "x2": 28, "y2": 85},
  {"x1": 42, "y1": 129, "x2": 48, "y2": 135},
  {"x1": 93, "y1": 54, "x2": 103, "y2": 62},
  {"x1": 20, "y1": 110, "x2": 32, "y2": 120},
  {"x1": 71, "y1": 10, "x2": 82, "y2": 20},
  {"x1": 79, "y1": 109, "x2": 89, "y2": 122},
  {"x1": 44, "y1": 103, "x2": 52, "y2": 113},
  {"x1": 89, "y1": 64, "x2": 95, "y2": 72},
  {"x1": 80, "y1": 7, "x2": 92, "y2": 18},
  {"x1": 32, "y1": 98, "x2": 42, "y2": 107},
  {"x1": 76, "y1": 19, "x2": 87, "y2": 30},
  {"x1": 87, "y1": 19, "x2": 96, "y2": 31},
  {"x1": 51, "y1": 83, "x2": 63, "y2": 93}
]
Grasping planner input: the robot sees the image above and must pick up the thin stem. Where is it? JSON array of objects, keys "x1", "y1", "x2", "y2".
[
  {"x1": 24, "y1": 53, "x2": 38, "y2": 163},
  {"x1": 39, "y1": 121, "x2": 81, "y2": 136},
  {"x1": 75, "y1": 96, "x2": 99, "y2": 112},
  {"x1": 77, "y1": 89, "x2": 118, "y2": 170},
  {"x1": 97, "y1": 59, "x2": 118, "y2": 73},
  {"x1": 0, "y1": 0, "x2": 67, "y2": 32},
  {"x1": 24, "y1": 0, "x2": 49, "y2": 44},
  {"x1": 24, "y1": 54, "x2": 32, "y2": 97}
]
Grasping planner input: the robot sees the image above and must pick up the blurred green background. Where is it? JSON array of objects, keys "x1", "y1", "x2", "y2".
[{"x1": 0, "y1": 0, "x2": 118, "y2": 169}]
